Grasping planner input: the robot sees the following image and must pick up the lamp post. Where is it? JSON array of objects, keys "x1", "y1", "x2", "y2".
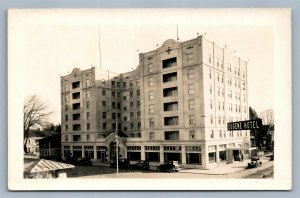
[{"x1": 116, "y1": 119, "x2": 119, "y2": 175}]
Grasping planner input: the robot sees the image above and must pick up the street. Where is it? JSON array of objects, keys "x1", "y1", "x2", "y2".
[{"x1": 65, "y1": 161, "x2": 274, "y2": 179}]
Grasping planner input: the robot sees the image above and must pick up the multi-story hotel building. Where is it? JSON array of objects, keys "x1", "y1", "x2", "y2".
[{"x1": 61, "y1": 36, "x2": 251, "y2": 169}]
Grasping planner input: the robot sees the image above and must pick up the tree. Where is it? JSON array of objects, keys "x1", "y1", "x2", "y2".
[
  {"x1": 23, "y1": 95, "x2": 52, "y2": 153},
  {"x1": 249, "y1": 106, "x2": 260, "y2": 148}
]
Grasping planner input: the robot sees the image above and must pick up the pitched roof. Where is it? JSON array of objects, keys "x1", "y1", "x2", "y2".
[{"x1": 24, "y1": 158, "x2": 75, "y2": 173}]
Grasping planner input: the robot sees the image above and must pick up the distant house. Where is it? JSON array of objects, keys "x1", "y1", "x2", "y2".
[
  {"x1": 25, "y1": 131, "x2": 61, "y2": 160},
  {"x1": 24, "y1": 154, "x2": 74, "y2": 179}
]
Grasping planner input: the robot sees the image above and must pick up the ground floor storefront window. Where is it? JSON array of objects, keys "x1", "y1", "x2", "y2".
[
  {"x1": 145, "y1": 152, "x2": 160, "y2": 162},
  {"x1": 164, "y1": 153, "x2": 181, "y2": 163},
  {"x1": 208, "y1": 152, "x2": 216, "y2": 163},
  {"x1": 186, "y1": 153, "x2": 202, "y2": 165},
  {"x1": 84, "y1": 151, "x2": 94, "y2": 159},
  {"x1": 219, "y1": 150, "x2": 226, "y2": 161},
  {"x1": 127, "y1": 152, "x2": 141, "y2": 161}
]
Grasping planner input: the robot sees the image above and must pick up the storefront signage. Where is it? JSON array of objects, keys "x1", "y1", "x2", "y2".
[{"x1": 227, "y1": 119, "x2": 262, "y2": 131}]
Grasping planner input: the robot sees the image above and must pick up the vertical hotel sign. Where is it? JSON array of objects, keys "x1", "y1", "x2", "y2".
[{"x1": 227, "y1": 119, "x2": 262, "y2": 131}]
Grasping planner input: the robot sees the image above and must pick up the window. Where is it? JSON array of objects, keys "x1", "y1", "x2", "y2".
[
  {"x1": 189, "y1": 99, "x2": 195, "y2": 110},
  {"x1": 163, "y1": 87, "x2": 178, "y2": 97},
  {"x1": 189, "y1": 115, "x2": 195, "y2": 125},
  {"x1": 188, "y1": 68, "x2": 194, "y2": 79},
  {"x1": 209, "y1": 99, "x2": 213, "y2": 109},
  {"x1": 117, "y1": 103, "x2": 121, "y2": 110},
  {"x1": 210, "y1": 115, "x2": 214, "y2": 124},
  {"x1": 149, "y1": 104, "x2": 154, "y2": 114},
  {"x1": 149, "y1": 132, "x2": 154, "y2": 140},
  {"x1": 65, "y1": 125, "x2": 68, "y2": 131},
  {"x1": 130, "y1": 112, "x2": 134, "y2": 119},
  {"x1": 137, "y1": 90, "x2": 140, "y2": 97},
  {"x1": 227, "y1": 63, "x2": 231, "y2": 72},
  {"x1": 137, "y1": 101, "x2": 140, "y2": 107},
  {"x1": 117, "y1": 82, "x2": 120, "y2": 88},
  {"x1": 73, "y1": 124, "x2": 81, "y2": 131},
  {"x1": 221, "y1": 74, "x2": 224, "y2": 83},
  {"x1": 164, "y1": 131, "x2": 179, "y2": 140},
  {"x1": 187, "y1": 53, "x2": 193, "y2": 64},
  {"x1": 149, "y1": 91, "x2": 154, "y2": 100},
  {"x1": 216, "y1": 58, "x2": 220, "y2": 67},
  {"x1": 164, "y1": 116, "x2": 179, "y2": 126},
  {"x1": 130, "y1": 91, "x2": 133, "y2": 98},
  {"x1": 228, "y1": 90, "x2": 232, "y2": 99},
  {"x1": 209, "y1": 84, "x2": 212, "y2": 94},
  {"x1": 130, "y1": 80, "x2": 133, "y2": 88},
  {"x1": 217, "y1": 87, "x2": 220, "y2": 96},
  {"x1": 163, "y1": 72, "x2": 177, "y2": 83},
  {"x1": 102, "y1": 90, "x2": 106, "y2": 96},
  {"x1": 112, "y1": 102, "x2": 115, "y2": 109},
  {"x1": 86, "y1": 134, "x2": 90, "y2": 141},
  {"x1": 216, "y1": 72, "x2": 219, "y2": 82},
  {"x1": 72, "y1": 92, "x2": 80, "y2": 99},
  {"x1": 228, "y1": 77, "x2": 232, "y2": 86},
  {"x1": 162, "y1": 57, "x2": 177, "y2": 69},
  {"x1": 86, "y1": 90, "x2": 90, "y2": 98},
  {"x1": 190, "y1": 130, "x2": 195, "y2": 140},
  {"x1": 131, "y1": 123, "x2": 134, "y2": 129},
  {"x1": 112, "y1": 113, "x2": 116, "y2": 119},
  {"x1": 208, "y1": 53, "x2": 212, "y2": 63},
  {"x1": 65, "y1": 115, "x2": 68, "y2": 121},
  {"x1": 65, "y1": 104, "x2": 69, "y2": 111},
  {"x1": 210, "y1": 130, "x2": 214, "y2": 138},
  {"x1": 64, "y1": 135, "x2": 68, "y2": 142},
  {"x1": 148, "y1": 77, "x2": 154, "y2": 86},
  {"x1": 218, "y1": 101, "x2": 221, "y2": 110},
  {"x1": 136, "y1": 80, "x2": 140, "y2": 87},
  {"x1": 209, "y1": 69, "x2": 212, "y2": 79},
  {"x1": 219, "y1": 130, "x2": 222, "y2": 138},
  {"x1": 102, "y1": 112, "x2": 106, "y2": 119},
  {"x1": 218, "y1": 116, "x2": 221, "y2": 124},
  {"x1": 243, "y1": 82, "x2": 246, "y2": 90},
  {"x1": 123, "y1": 95, "x2": 127, "y2": 100},
  {"x1": 86, "y1": 112, "x2": 90, "y2": 119},
  {"x1": 148, "y1": 63, "x2": 155, "y2": 72},
  {"x1": 150, "y1": 118, "x2": 155, "y2": 127},
  {"x1": 188, "y1": 84, "x2": 194, "y2": 94},
  {"x1": 86, "y1": 79, "x2": 90, "y2": 87},
  {"x1": 73, "y1": 135, "x2": 81, "y2": 142},
  {"x1": 229, "y1": 103, "x2": 232, "y2": 111},
  {"x1": 102, "y1": 123, "x2": 106, "y2": 130},
  {"x1": 72, "y1": 81, "x2": 80, "y2": 89},
  {"x1": 102, "y1": 101, "x2": 106, "y2": 107},
  {"x1": 73, "y1": 102, "x2": 80, "y2": 110},
  {"x1": 87, "y1": 123, "x2": 90, "y2": 131},
  {"x1": 111, "y1": 81, "x2": 115, "y2": 88},
  {"x1": 123, "y1": 106, "x2": 127, "y2": 111},
  {"x1": 112, "y1": 91, "x2": 115, "y2": 98},
  {"x1": 164, "y1": 102, "x2": 178, "y2": 111},
  {"x1": 123, "y1": 82, "x2": 126, "y2": 88},
  {"x1": 65, "y1": 84, "x2": 68, "y2": 91},
  {"x1": 130, "y1": 102, "x2": 134, "y2": 107}
]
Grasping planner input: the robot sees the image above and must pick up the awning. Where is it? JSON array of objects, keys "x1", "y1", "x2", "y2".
[
  {"x1": 24, "y1": 158, "x2": 75, "y2": 173},
  {"x1": 227, "y1": 147, "x2": 257, "y2": 151}
]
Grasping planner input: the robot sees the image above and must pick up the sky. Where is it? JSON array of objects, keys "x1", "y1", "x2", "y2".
[{"x1": 9, "y1": 9, "x2": 278, "y2": 125}]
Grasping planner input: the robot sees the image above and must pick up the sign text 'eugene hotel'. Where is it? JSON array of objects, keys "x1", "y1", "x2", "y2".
[{"x1": 227, "y1": 119, "x2": 262, "y2": 131}]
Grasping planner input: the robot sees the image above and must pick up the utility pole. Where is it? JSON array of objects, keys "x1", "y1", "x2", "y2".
[{"x1": 116, "y1": 119, "x2": 119, "y2": 175}]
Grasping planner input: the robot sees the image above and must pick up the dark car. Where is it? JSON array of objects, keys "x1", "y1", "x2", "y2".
[
  {"x1": 74, "y1": 158, "x2": 93, "y2": 166},
  {"x1": 247, "y1": 157, "x2": 262, "y2": 169},
  {"x1": 157, "y1": 161, "x2": 180, "y2": 172},
  {"x1": 130, "y1": 160, "x2": 150, "y2": 170},
  {"x1": 110, "y1": 158, "x2": 130, "y2": 169}
]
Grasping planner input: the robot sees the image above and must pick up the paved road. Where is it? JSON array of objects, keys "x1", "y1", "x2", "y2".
[
  {"x1": 66, "y1": 162, "x2": 274, "y2": 179},
  {"x1": 244, "y1": 165, "x2": 274, "y2": 178}
]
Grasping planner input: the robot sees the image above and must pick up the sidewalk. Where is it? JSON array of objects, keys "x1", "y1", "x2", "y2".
[{"x1": 179, "y1": 157, "x2": 273, "y2": 175}]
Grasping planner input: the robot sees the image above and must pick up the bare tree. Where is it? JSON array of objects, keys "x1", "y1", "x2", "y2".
[{"x1": 23, "y1": 95, "x2": 52, "y2": 153}]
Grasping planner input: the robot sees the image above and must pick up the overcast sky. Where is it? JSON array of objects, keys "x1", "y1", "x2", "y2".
[{"x1": 9, "y1": 9, "x2": 278, "y2": 125}]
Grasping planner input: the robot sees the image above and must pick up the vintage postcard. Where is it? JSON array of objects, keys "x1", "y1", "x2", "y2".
[{"x1": 8, "y1": 9, "x2": 291, "y2": 190}]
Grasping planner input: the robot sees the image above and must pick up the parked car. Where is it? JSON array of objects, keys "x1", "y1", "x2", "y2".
[
  {"x1": 110, "y1": 158, "x2": 130, "y2": 169},
  {"x1": 74, "y1": 158, "x2": 93, "y2": 166},
  {"x1": 130, "y1": 160, "x2": 150, "y2": 170},
  {"x1": 247, "y1": 157, "x2": 262, "y2": 169},
  {"x1": 157, "y1": 161, "x2": 180, "y2": 172}
]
